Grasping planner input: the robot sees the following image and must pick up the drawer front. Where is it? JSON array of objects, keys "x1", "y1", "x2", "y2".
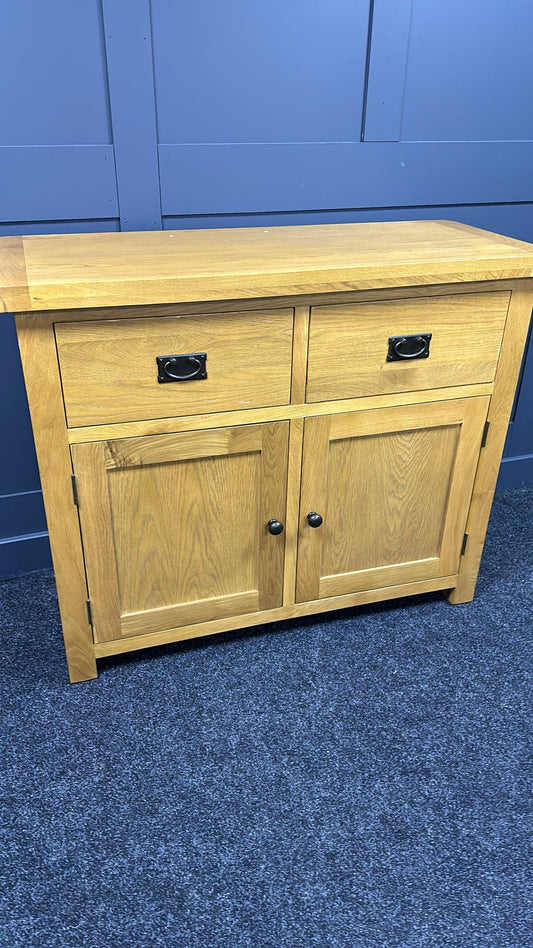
[
  {"x1": 306, "y1": 291, "x2": 510, "y2": 402},
  {"x1": 55, "y1": 309, "x2": 294, "y2": 426}
]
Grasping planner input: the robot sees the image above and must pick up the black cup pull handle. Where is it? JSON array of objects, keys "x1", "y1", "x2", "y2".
[
  {"x1": 156, "y1": 352, "x2": 207, "y2": 383},
  {"x1": 387, "y1": 333, "x2": 432, "y2": 362}
]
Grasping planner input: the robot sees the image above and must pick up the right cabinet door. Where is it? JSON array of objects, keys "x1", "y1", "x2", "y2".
[{"x1": 296, "y1": 397, "x2": 490, "y2": 603}]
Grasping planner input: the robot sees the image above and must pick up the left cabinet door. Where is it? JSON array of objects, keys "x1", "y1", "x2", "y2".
[{"x1": 71, "y1": 423, "x2": 289, "y2": 644}]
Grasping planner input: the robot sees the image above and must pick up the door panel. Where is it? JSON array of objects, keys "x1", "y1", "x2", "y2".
[
  {"x1": 296, "y1": 398, "x2": 489, "y2": 603},
  {"x1": 72, "y1": 422, "x2": 289, "y2": 643}
]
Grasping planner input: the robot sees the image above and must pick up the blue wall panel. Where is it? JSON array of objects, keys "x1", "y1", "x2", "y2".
[
  {"x1": 400, "y1": 0, "x2": 533, "y2": 142},
  {"x1": 152, "y1": 0, "x2": 371, "y2": 144},
  {"x1": 0, "y1": 3, "x2": 118, "y2": 223},
  {"x1": 0, "y1": 317, "x2": 41, "y2": 499},
  {"x1": 0, "y1": 3, "x2": 122, "y2": 578},
  {"x1": 159, "y1": 142, "x2": 533, "y2": 216},
  {"x1": 363, "y1": 0, "x2": 413, "y2": 142},
  {"x1": 1, "y1": 0, "x2": 532, "y2": 579},
  {"x1": 0, "y1": 222, "x2": 120, "y2": 579},
  {"x1": 0, "y1": 1, "x2": 111, "y2": 146},
  {"x1": 365, "y1": 0, "x2": 533, "y2": 143},
  {"x1": 0, "y1": 147, "x2": 117, "y2": 223}
]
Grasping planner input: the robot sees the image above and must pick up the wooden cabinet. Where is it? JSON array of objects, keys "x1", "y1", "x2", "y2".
[{"x1": 4, "y1": 221, "x2": 533, "y2": 681}]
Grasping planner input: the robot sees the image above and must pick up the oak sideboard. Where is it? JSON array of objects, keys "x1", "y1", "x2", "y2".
[{"x1": 2, "y1": 220, "x2": 532, "y2": 682}]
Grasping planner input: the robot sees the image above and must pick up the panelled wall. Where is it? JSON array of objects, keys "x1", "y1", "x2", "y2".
[{"x1": 1, "y1": 0, "x2": 532, "y2": 578}]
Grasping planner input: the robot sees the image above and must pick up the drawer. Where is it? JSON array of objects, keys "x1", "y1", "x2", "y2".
[
  {"x1": 55, "y1": 309, "x2": 294, "y2": 426},
  {"x1": 306, "y1": 291, "x2": 510, "y2": 402}
]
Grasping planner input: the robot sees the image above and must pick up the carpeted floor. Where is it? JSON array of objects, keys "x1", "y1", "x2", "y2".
[{"x1": 1, "y1": 487, "x2": 532, "y2": 948}]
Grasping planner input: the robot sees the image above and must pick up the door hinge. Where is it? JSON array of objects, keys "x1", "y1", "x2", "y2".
[
  {"x1": 86, "y1": 599, "x2": 93, "y2": 627},
  {"x1": 71, "y1": 474, "x2": 79, "y2": 506},
  {"x1": 460, "y1": 532, "x2": 469, "y2": 556},
  {"x1": 481, "y1": 420, "x2": 490, "y2": 448}
]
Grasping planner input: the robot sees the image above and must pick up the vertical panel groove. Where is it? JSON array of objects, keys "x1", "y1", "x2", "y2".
[{"x1": 360, "y1": 0, "x2": 375, "y2": 143}]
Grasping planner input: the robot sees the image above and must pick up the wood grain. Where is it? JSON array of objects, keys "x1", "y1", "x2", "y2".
[
  {"x1": 295, "y1": 416, "x2": 331, "y2": 603},
  {"x1": 66, "y1": 382, "x2": 495, "y2": 444},
  {"x1": 94, "y1": 573, "x2": 459, "y2": 659},
  {"x1": 3, "y1": 221, "x2": 533, "y2": 313},
  {"x1": 70, "y1": 442, "x2": 122, "y2": 644},
  {"x1": 320, "y1": 559, "x2": 440, "y2": 598},
  {"x1": 0, "y1": 238, "x2": 31, "y2": 312},
  {"x1": 307, "y1": 291, "x2": 510, "y2": 402},
  {"x1": 102, "y1": 425, "x2": 263, "y2": 468},
  {"x1": 40, "y1": 277, "x2": 520, "y2": 325},
  {"x1": 258, "y1": 422, "x2": 289, "y2": 610},
  {"x1": 296, "y1": 397, "x2": 490, "y2": 603},
  {"x1": 55, "y1": 309, "x2": 293, "y2": 426},
  {"x1": 108, "y1": 451, "x2": 259, "y2": 615},
  {"x1": 322, "y1": 427, "x2": 459, "y2": 573},
  {"x1": 290, "y1": 306, "x2": 310, "y2": 404},
  {"x1": 15, "y1": 315, "x2": 97, "y2": 681},
  {"x1": 71, "y1": 423, "x2": 287, "y2": 643},
  {"x1": 283, "y1": 419, "x2": 304, "y2": 606},
  {"x1": 448, "y1": 280, "x2": 533, "y2": 602},
  {"x1": 120, "y1": 592, "x2": 259, "y2": 638},
  {"x1": 437, "y1": 396, "x2": 491, "y2": 576}
]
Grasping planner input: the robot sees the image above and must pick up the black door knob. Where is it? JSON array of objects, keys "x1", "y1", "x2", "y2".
[
  {"x1": 267, "y1": 519, "x2": 284, "y2": 535},
  {"x1": 307, "y1": 511, "x2": 323, "y2": 528}
]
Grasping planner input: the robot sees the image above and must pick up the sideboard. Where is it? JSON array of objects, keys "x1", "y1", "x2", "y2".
[{"x1": 2, "y1": 220, "x2": 532, "y2": 682}]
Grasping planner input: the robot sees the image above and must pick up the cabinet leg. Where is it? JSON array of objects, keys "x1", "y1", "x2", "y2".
[
  {"x1": 445, "y1": 505, "x2": 491, "y2": 605},
  {"x1": 446, "y1": 584, "x2": 476, "y2": 605},
  {"x1": 447, "y1": 284, "x2": 533, "y2": 605},
  {"x1": 60, "y1": 611, "x2": 98, "y2": 682},
  {"x1": 67, "y1": 658, "x2": 98, "y2": 683}
]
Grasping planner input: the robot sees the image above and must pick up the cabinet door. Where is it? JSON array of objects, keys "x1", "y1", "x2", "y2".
[
  {"x1": 296, "y1": 398, "x2": 489, "y2": 603},
  {"x1": 71, "y1": 423, "x2": 288, "y2": 643}
]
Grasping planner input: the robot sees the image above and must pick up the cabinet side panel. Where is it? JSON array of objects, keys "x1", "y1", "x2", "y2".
[
  {"x1": 448, "y1": 281, "x2": 533, "y2": 602},
  {"x1": 15, "y1": 314, "x2": 97, "y2": 682}
]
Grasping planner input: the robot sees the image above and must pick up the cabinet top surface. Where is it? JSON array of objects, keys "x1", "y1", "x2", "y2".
[{"x1": 2, "y1": 220, "x2": 533, "y2": 314}]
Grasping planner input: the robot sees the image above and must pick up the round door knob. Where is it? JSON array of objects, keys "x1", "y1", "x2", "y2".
[
  {"x1": 307, "y1": 511, "x2": 323, "y2": 528},
  {"x1": 267, "y1": 519, "x2": 284, "y2": 535}
]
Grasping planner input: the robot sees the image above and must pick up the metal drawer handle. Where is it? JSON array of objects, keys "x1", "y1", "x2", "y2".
[
  {"x1": 156, "y1": 352, "x2": 207, "y2": 383},
  {"x1": 387, "y1": 333, "x2": 432, "y2": 362},
  {"x1": 163, "y1": 357, "x2": 202, "y2": 380}
]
